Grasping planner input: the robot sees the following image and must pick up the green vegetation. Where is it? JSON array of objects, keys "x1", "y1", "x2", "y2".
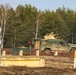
[{"x1": 0, "y1": 4, "x2": 76, "y2": 48}]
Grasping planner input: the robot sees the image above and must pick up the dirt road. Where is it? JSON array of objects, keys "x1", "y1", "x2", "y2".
[
  {"x1": 0, "y1": 53, "x2": 76, "y2": 75},
  {"x1": 0, "y1": 66, "x2": 76, "y2": 75}
]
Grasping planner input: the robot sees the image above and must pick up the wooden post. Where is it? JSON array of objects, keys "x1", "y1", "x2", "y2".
[
  {"x1": 19, "y1": 50, "x2": 23, "y2": 56},
  {"x1": 54, "y1": 51, "x2": 58, "y2": 56},
  {"x1": 74, "y1": 51, "x2": 76, "y2": 68},
  {"x1": 36, "y1": 49, "x2": 39, "y2": 56},
  {"x1": 2, "y1": 51, "x2": 6, "y2": 57}
]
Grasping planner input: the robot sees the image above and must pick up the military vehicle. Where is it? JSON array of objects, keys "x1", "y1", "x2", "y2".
[
  {"x1": 40, "y1": 39, "x2": 71, "y2": 53},
  {"x1": 34, "y1": 32, "x2": 76, "y2": 53}
]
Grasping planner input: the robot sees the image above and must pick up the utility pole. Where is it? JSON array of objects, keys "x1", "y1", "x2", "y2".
[
  {"x1": 0, "y1": 26, "x2": 2, "y2": 66},
  {"x1": 35, "y1": 13, "x2": 40, "y2": 50},
  {"x1": 35, "y1": 14, "x2": 39, "y2": 39}
]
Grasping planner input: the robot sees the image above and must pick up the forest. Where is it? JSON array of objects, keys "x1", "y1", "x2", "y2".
[{"x1": 0, "y1": 4, "x2": 76, "y2": 48}]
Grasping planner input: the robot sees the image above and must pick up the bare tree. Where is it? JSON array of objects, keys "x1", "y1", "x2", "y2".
[{"x1": 0, "y1": 4, "x2": 12, "y2": 48}]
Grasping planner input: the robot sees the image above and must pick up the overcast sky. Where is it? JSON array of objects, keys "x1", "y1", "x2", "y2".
[{"x1": 0, "y1": 0, "x2": 76, "y2": 11}]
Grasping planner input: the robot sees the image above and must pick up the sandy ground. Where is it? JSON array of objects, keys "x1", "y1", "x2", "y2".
[{"x1": 0, "y1": 54, "x2": 76, "y2": 75}]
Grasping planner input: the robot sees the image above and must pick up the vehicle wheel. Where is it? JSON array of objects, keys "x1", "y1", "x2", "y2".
[{"x1": 44, "y1": 49, "x2": 51, "y2": 54}]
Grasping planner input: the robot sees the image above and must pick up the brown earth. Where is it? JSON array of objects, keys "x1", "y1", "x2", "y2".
[
  {"x1": 1, "y1": 48, "x2": 76, "y2": 75},
  {"x1": 0, "y1": 66, "x2": 76, "y2": 75},
  {"x1": 0, "y1": 51, "x2": 76, "y2": 75}
]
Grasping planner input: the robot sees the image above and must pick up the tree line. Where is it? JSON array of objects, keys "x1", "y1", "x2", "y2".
[{"x1": 0, "y1": 4, "x2": 76, "y2": 48}]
